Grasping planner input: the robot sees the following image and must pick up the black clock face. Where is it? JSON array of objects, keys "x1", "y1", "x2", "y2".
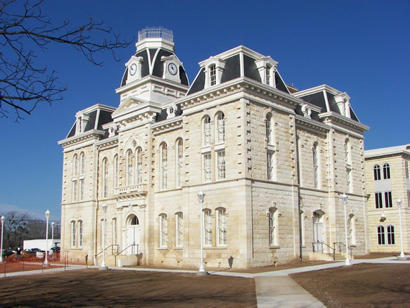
[
  {"x1": 130, "y1": 63, "x2": 137, "y2": 76},
  {"x1": 168, "y1": 63, "x2": 178, "y2": 75}
]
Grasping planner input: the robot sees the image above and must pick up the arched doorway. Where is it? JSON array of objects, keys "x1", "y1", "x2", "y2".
[
  {"x1": 313, "y1": 210, "x2": 325, "y2": 253},
  {"x1": 126, "y1": 214, "x2": 140, "y2": 254}
]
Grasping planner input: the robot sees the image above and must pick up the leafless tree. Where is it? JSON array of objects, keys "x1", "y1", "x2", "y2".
[{"x1": 0, "y1": 0, "x2": 129, "y2": 120}]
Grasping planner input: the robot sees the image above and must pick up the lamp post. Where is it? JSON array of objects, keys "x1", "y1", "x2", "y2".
[
  {"x1": 340, "y1": 194, "x2": 351, "y2": 266},
  {"x1": 0, "y1": 216, "x2": 5, "y2": 263},
  {"x1": 197, "y1": 191, "x2": 206, "y2": 274},
  {"x1": 101, "y1": 204, "x2": 107, "y2": 269},
  {"x1": 44, "y1": 210, "x2": 50, "y2": 265},
  {"x1": 397, "y1": 199, "x2": 405, "y2": 258}
]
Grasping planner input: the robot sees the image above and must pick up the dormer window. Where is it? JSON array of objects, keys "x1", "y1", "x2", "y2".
[
  {"x1": 200, "y1": 57, "x2": 225, "y2": 89},
  {"x1": 256, "y1": 57, "x2": 277, "y2": 87},
  {"x1": 75, "y1": 113, "x2": 89, "y2": 135},
  {"x1": 335, "y1": 92, "x2": 351, "y2": 118},
  {"x1": 209, "y1": 65, "x2": 216, "y2": 86}
]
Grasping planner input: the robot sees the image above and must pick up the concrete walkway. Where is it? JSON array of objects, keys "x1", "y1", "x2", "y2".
[{"x1": 1, "y1": 256, "x2": 409, "y2": 308}]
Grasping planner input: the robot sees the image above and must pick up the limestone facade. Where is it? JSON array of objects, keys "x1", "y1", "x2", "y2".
[
  {"x1": 58, "y1": 28, "x2": 369, "y2": 268},
  {"x1": 365, "y1": 145, "x2": 410, "y2": 253}
]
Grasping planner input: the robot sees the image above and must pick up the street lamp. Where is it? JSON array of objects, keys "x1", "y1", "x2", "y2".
[
  {"x1": 44, "y1": 210, "x2": 50, "y2": 266},
  {"x1": 101, "y1": 204, "x2": 107, "y2": 269},
  {"x1": 397, "y1": 199, "x2": 405, "y2": 258},
  {"x1": 0, "y1": 216, "x2": 5, "y2": 263},
  {"x1": 197, "y1": 191, "x2": 206, "y2": 274},
  {"x1": 340, "y1": 194, "x2": 351, "y2": 266}
]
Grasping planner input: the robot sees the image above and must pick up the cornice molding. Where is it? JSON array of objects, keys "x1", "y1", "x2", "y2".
[
  {"x1": 319, "y1": 112, "x2": 369, "y2": 133},
  {"x1": 58, "y1": 129, "x2": 105, "y2": 148}
]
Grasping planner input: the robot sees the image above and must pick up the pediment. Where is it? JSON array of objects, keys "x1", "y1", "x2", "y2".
[{"x1": 112, "y1": 97, "x2": 148, "y2": 118}]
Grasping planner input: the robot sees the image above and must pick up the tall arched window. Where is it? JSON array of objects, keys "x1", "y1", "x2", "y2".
[
  {"x1": 313, "y1": 142, "x2": 320, "y2": 189},
  {"x1": 136, "y1": 147, "x2": 143, "y2": 184},
  {"x1": 78, "y1": 220, "x2": 83, "y2": 247},
  {"x1": 113, "y1": 154, "x2": 118, "y2": 188},
  {"x1": 71, "y1": 221, "x2": 76, "y2": 247},
  {"x1": 374, "y1": 165, "x2": 381, "y2": 181},
  {"x1": 383, "y1": 163, "x2": 390, "y2": 179},
  {"x1": 216, "y1": 208, "x2": 227, "y2": 246},
  {"x1": 377, "y1": 225, "x2": 385, "y2": 245},
  {"x1": 203, "y1": 115, "x2": 211, "y2": 146},
  {"x1": 203, "y1": 209, "x2": 212, "y2": 247},
  {"x1": 126, "y1": 149, "x2": 134, "y2": 186},
  {"x1": 268, "y1": 207, "x2": 279, "y2": 246},
  {"x1": 72, "y1": 154, "x2": 78, "y2": 202},
  {"x1": 175, "y1": 212, "x2": 183, "y2": 248},
  {"x1": 102, "y1": 158, "x2": 108, "y2": 198},
  {"x1": 79, "y1": 152, "x2": 85, "y2": 175},
  {"x1": 345, "y1": 139, "x2": 352, "y2": 165},
  {"x1": 266, "y1": 113, "x2": 274, "y2": 145},
  {"x1": 267, "y1": 151, "x2": 276, "y2": 181},
  {"x1": 176, "y1": 139, "x2": 183, "y2": 187},
  {"x1": 345, "y1": 139, "x2": 352, "y2": 192},
  {"x1": 159, "y1": 214, "x2": 168, "y2": 248},
  {"x1": 215, "y1": 112, "x2": 225, "y2": 143},
  {"x1": 160, "y1": 143, "x2": 168, "y2": 189},
  {"x1": 387, "y1": 225, "x2": 395, "y2": 244}
]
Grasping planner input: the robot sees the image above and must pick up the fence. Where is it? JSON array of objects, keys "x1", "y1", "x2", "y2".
[{"x1": 0, "y1": 251, "x2": 69, "y2": 276}]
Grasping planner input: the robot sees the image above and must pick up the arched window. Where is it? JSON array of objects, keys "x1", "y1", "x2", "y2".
[
  {"x1": 159, "y1": 214, "x2": 168, "y2": 248},
  {"x1": 203, "y1": 209, "x2": 212, "y2": 247},
  {"x1": 136, "y1": 147, "x2": 143, "y2": 184},
  {"x1": 266, "y1": 113, "x2": 274, "y2": 145},
  {"x1": 203, "y1": 153, "x2": 212, "y2": 183},
  {"x1": 126, "y1": 149, "x2": 134, "y2": 186},
  {"x1": 175, "y1": 212, "x2": 183, "y2": 248},
  {"x1": 216, "y1": 208, "x2": 227, "y2": 246},
  {"x1": 73, "y1": 154, "x2": 78, "y2": 177},
  {"x1": 345, "y1": 139, "x2": 352, "y2": 165},
  {"x1": 215, "y1": 112, "x2": 225, "y2": 143},
  {"x1": 383, "y1": 163, "x2": 390, "y2": 179},
  {"x1": 313, "y1": 142, "x2": 320, "y2": 189},
  {"x1": 374, "y1": 165, "x2": 381, "y2": 181},
  {"x1": 387, "y1": 225, "x2": 395, "y2": 244},
  {"x1": 176, "y1": 139, "x2": 183, "y2": 187},
  {"x1": 345, "y1": 139, "x2": 352, "y2": 192},
  {"x1": 348, "y1": 215, "x2": 356, "y2": 245},
  {"x1": 71, "y1": 221, "x2": 76, "y2": 247},
  {"x1": 209, "y1": 64, "x2": 216, "y2": 86},
  {"x1": 79, "y1": 152, "x2": 85, "y2": 175},
  {"x1": 160, "y1": 143, "x2": 168, "y2": 189},
  {"x1": 113, "y1": 154, "x2": 118, "y2": 188},
  {"x1": 202, "y1": 115, "x2": 211, "y2": 146},
  {"x1": 377, "y1": 225, "x2": 385, "y2": 245},
  {"x1": 102, "y1": 158, "x2": 108, "y2": 198},
  {"x1": 78, "y1": 220, "x2": 83, "y2": 247},
  {"x1": 268, "y1": 208, "x2": 279, "y2": 246}
]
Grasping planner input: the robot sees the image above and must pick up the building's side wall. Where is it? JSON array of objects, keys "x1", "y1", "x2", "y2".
[{"x1": 365, "y1": 154, "x2": 410, "y2": 253}]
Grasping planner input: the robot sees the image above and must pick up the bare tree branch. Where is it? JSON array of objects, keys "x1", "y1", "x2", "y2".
[{"x1": 0, "y1": 0, "x2": 130, "y2": 120}]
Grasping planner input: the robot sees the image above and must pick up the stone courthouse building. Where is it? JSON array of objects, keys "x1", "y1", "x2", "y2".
[{"x1": 58, "y1": 28, "x2": 369, "y2": 268}]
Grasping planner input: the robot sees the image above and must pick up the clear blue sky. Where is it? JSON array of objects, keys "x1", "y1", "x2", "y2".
[{"x1": 0, "y1": 0, "x2": 408, "y2": 220}]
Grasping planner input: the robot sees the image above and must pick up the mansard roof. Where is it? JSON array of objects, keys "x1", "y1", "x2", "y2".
[
  {"x1": 187, "y1": 46, "x2": 290, "y2": 95},
  {"x1": 294, "y1": 84, "x2": 360, "y2": 122},
  {"x1": 66, "y1": 104, "x2": 115, "y2": 139}
]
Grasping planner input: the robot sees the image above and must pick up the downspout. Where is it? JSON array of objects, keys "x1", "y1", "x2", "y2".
[
  {"x1": 295, "y1": 132, "x2": 303, "y2": 261},
  {"x1": 94, "y1": 143, "x2": 100, "y2": 265}
]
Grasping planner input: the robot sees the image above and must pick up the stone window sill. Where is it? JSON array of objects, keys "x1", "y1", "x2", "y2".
[{"x1": 269, "y1": 245, "x2": 280, "y2": 249}]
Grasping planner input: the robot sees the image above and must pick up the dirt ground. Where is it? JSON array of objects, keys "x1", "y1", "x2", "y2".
[
  {"x1": 291, "y1": 263, "x2": 410, "y2": 308},
  {"x1": 0, "y1": 269, "x2": 256, "y2": 307}
]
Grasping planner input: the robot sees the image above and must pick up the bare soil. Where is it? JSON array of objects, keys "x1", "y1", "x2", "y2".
[
  {"x1": 291, "y1": 263, "x2": 410, "y2": 308},
  {"x1": 0, "y1": 269, "x2": 256, "y2": 307}
]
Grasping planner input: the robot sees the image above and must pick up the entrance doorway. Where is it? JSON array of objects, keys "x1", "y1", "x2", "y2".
[
  {"x1": 126, "y1": 214, "x2": 140, "y2": 254},
  {"x1": 313, "y1": 211, "x2": 325, "y2": 252}
]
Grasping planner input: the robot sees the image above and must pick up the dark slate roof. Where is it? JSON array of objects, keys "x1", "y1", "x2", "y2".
[
  {"x1": 66, "y1": 107, "x2": 114, "y2": 139},
  {"x1": 297, "y1": 89, "x2": 360, "y2": 122},
  {"x1": 120, "y1": 47, "x2": 189, "y2": 86},
  {"x1": 187, "y1": 52, "x2": 290, "y2": 95}
]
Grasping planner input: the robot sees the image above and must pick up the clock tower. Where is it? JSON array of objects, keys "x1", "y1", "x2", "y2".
[{"x1": 116, "y1": 28, "x2": 189, "y2": 109}]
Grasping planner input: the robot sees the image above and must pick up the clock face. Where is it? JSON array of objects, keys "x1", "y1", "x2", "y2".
[
  {"x1": 129, "y1": 63, "x2": 137, "y2": 76},
  {"x1": 168, "y1": 63, "x2": 178, "y2": 75}
]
